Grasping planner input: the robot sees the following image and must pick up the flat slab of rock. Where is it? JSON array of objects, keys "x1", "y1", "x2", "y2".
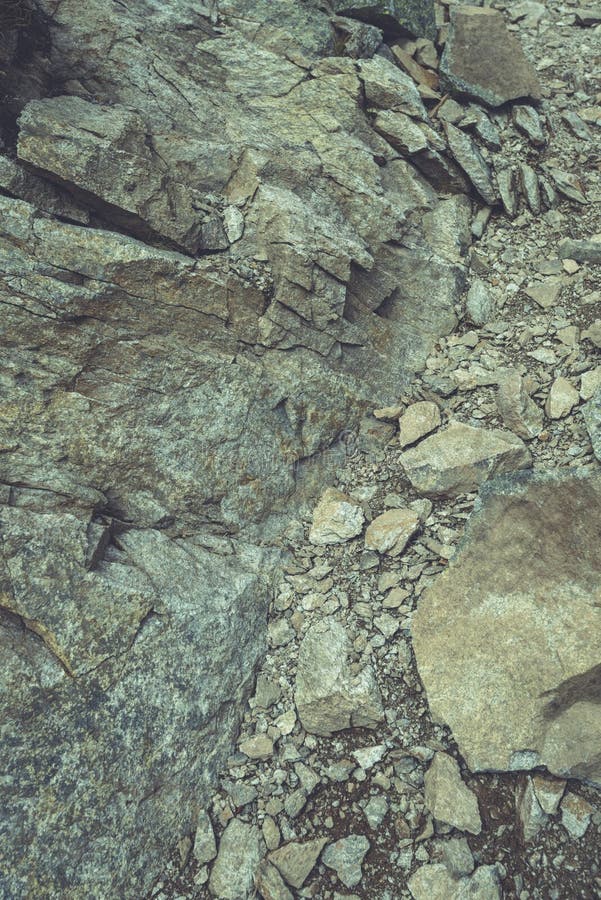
[
  {"x1": 295, "y1": 619, "x2": 384, "y2": 735},
  {"x1": 400, "y1": 421, "x2": 532, "y2": 497},
  {"x1": 269, "y1": 838, "x2": 327, "y2": 889},
  {"x1": 409, "y1": 863, "x2": 501, "y2": 900},
  {"x1": 309, "y1": 488, "x2": 365, "y2": 545},
  {"x1": 440, "y1": 7, "x2": 541, "y2": 108},
  {"x1": 399, "y1": 401, "x2": 441, "y2": 448},
  {"x1": 412, "y1": 469, "x2": 601, "y2": 785},
  {"x1": 496, "y1": 369, "x2": 543, "y2": 440},
  {"x1": 424, "y1": 753, "x2": 482, "y2": 835}
]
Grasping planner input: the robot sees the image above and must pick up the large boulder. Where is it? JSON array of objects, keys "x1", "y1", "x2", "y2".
[
  {"x1": 333, "y1": 1, "x2": 436, "y2": 39},
  {"x1": 412, "y1": 469, "x2": 601, "y2": 785}
]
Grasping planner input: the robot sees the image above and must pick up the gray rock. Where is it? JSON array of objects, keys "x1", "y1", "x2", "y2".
[
  {"x1": 558, "y1": 238, "x2": 601, "y2": 263},
  {"x1": 443, "y1": 123, "x2": 498, "y2": 205},
  {"x1": 408, "y1": 863, "x2": 501, "y2": 900},
  {"x1": 400, "y1": 421, "x2": 532, "y2": 498},
  {"x1": 424, "y1": 753, "x2": 482, "y2": 835},
  {"x1": 295, "y1": 619, "x2": 384, "y2": 735},
  {"x1": 333, "y1": 0, "x2": 436, "y2": 39},
  {"x1": 513, "y1": 105, "x2": 546, "y2": 146},
  {"x1": 532, "y1": 774, "x2": 566, "y2": 815},
  {"x1": 574, "y1": 7, "x2": 601, "y2": 26},
  {"x1": 465, "y1": 278, "x2": 496, "y2": 326},
  {"x1": 583, "y1": 388, "x2": 601, "y2": 461},
  {"x1": 399, "y1": 401, "x2": 441, "y2": 448},
  {"x1": 519, "y1": 163, "x2": 541, "y2": 215},
  {"x1": 363, "y1": 796, "x2": 389, "y2": 828},
  {"x1": 254, "y1": 860, "x2": 294, "y2": 900},
  {"x1": 496, "y1": 369, "x2": 544, "y2": 440},
  {"x1": 466, "y1": 108, "x2": 502, "y2": 151},
  {"x1": 561, "y1": 110, "x2": 593, "y2": 141},
  {"x1": 546, "y1": 168, "x2": 587, "y2": 203},
  {"x1": 431, "y1": 837, "x2": 475, "y2": 878},
  {"x1": 331, "y1": 15, "x2": 384, "y2": 59},
  {"x1": 561, "y1": 793, "x2": 594, "y2": 838},
  {"x1": 268, "y1": 838, "x2": 328, "y2": 889},
  {"x1": 209, "y1": 819, "x2": 263, "y2": 900},
  {"x1": 194, "y1": 812, "x2": 217, "y2": 866},
  {"x1": 496, "y1": 166, "x2": 519, "y2": 218},
  {"x1": 322, "y1": 835, "x2": 370, "y2": 889},
  {"x1": 545, "y1": 377, "x2": 579, "y2": 420},
  {"x1": 412, "y1": 469, "x2": 601, "y2": 785},
  {"x1": 372, "y1": 110, "x2": 430, "y2": 155},
  {"x1": 517, "y1": 777, "x2": 548, "y2": 842},
  {"x1": 440, "y1": 6, "x2": 541, "y2": 107},
  {"x1": 309, "y1": 488, "x2": 365, "y2": 545}
]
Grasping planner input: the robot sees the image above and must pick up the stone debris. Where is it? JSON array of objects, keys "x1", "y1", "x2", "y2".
[
  {"x1": 443, "y1": 123, "x2": 498, "y2": 204},
  {"x1": 309, "y1": 489, "x2": 365, "y2": 545},
  {"x1": 532, "y1": 774, "x2": 566, "y2": 816},
  {"x1": 194, "y1": 813, "x2": 217, "y2": 867},
  {"x1": 254, "y1": 860, "x2": 293, "y2": 900},
  {"x1": 524, "y1": 277, "x2": 564, "y2": 309},
  {"x1": 400, "y1": 421, "x2": 532, "y2": 498},
  {"x1": 424, "y1": 753, "x2": 482, "y2": 835},
  {"x1": 322, "y1": 835, "x2": 370, "y2": 889},
  {"x1": 364, "y1": 507, "x2": 421, "y2": 555},
  {"x1": 208, "y1": 819, "x2": 263, "y2": 900},
  {"x1": 238, "y1": 734, "x2": 274, "y2": 760},
  {"x1": 513, "y1": 105, "x2": 546, "y2": 146},
  {"x1": 558, "y1": 238, "x2": 601, "y2": 264},
  {"x1": 268, "y1": 838, "x2": 327, "y2": 889},
  {"x1": 584, "y1": 389, "x2": 601, "y2": 462},
  {"x1": 465, "y1": 278, "x2": 496, "y2": 326},
  {"x1": 413, "y1": 470, "x2": 601, "y2": 783},
  {"x1": 294, "y1": 619, "x2": 384, "y2": 735},
  {"x1": 334, "y1": 0, "x2": 436, "y2": 39},
  {"x1": 440, "y1": 7, "x2": 541, "y2": 107}
]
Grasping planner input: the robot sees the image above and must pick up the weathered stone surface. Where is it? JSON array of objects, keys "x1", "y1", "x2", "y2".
[
  {"x1": 443, "y1": 123, "x2": 498, "y2": 205},
  {"x1": 532, "y1": 774, "x2": 566, "y2": 815},
  {"x1": 561, "y1": 793, "x2": 594, "y2": 838},
  {"x1": 440, "y1": 7, "x2": 541, "y2": 107},
  {"x1": 408, "y1": 863, "x2": 501, "y2": 900},
  {"x1": 465, "y1": 278, "x2": 496, "y2": 326},
  {"x1": 322, "y1": 835, "x2": 370, "y2": 889},
  {"x1": 400, "y1": 421, "x2": 532, "y2": 497},
  {"x1": 584, "y1": 388, "x2": 601, "y2": 461},
  {"x1": 558, "y1": 238, "x2": 601, "y2": 263},
  {"x1": 295, "y1": 619, "x2": 384, "y2": 735},
  {"x1": 209, "y1": 819, "x2": 263, "y2": 899},
  {"x1": 333, "y1": 0, "x2": 436, "y2": 39},
  {"x1": 268, "y1": 838, "x2": 327, "y2": 890},
  {"x1": 364, "y1": 507, "x2": 421, "y2": 555},
  {"x1": 398, "y1": 401, "x2": 441, "y2": 448},
  {"x1": 194, "y1": 812, "x2": 218, "y2": 866},
  {"x1": 519, "y1": 162, "x2": 541, "y2": 215},
  {"x1": 524, "y1": 277, "x2": 564, "y2": 309},
  {"x1": 255, "y1": 860, "x2": 294, "y2": 900},
  {"x1": 516, "y1": 777, "x2": 548, "y2": 842},
  {"x1": 309, "y1": 488, "x2": 365, "y2": 545},
  {"x1": 496, "y1": 369, "x2": 544, "y2": 440},
  {"x1": 513, "y1": 105, "x2": 546, "y2": 146},
  {"x1": 412, "y1": 469, "x2": 601, "y2": 784},
  {"x1": 424, "y1": 753, "x2": 482, "y2": 835},
  {"x1": 545, "y1": 377, "x2": 579, "y2": 419}
]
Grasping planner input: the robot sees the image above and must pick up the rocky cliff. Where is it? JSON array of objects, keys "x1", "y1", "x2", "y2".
[{"x1": 0, "y1": 1, "x2": 470, "y2": 896}]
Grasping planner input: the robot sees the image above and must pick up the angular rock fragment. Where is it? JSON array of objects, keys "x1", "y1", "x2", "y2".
[
  {"x1": 412, "y1": 469, "x2": 601, "y2": 785},
  {"x1": 295, "y1": 620, "x2": 384, "y2": 735},
  {"x1": 400, "y1": 421, "x2": 532, "y2": 498},
  {"x1": 524, "y1": 277, "x2": 564, "y2": 309},
  {"x1": 331, "y1": 15, "x2": 383, "y2": 59},
  {"x1": 408, "y1": 863, "x2": 501, "y2": 900},
  {"x1": 309, "y1": 489, "x2": 365, "y2": 545},
  {"x1": 573, "y1": 7, "x2": 601, "y2": 26},
  {"x1": 372, "y1": 110, "x2": 430, "y2": 155},
  {"x1": 322, "y1": 835, "x2": 370, "y2": 889},
  {"x1": 334, "y1": 0, "x2": 436, "y2": 39},
  {"x1": 519, "y1": 163, "x2": 541, "y2": 215},
  {"x1": 513, "y1": 105, "x2": 546, "y2": 146},
  {"x1": 582, "y1": 321, "x2": 601, "y2": 348},
  {"x1": 496, "y1": 369, "x2": 543, "y2": 440},
  {"x1": 517, "y1": 777, "x2": 548, "y2": 842},
  {"x1": 194, "y1": 812, "x2": 217, "y2": 866},
  {"x1": 424, "y1": 753, "x2": 482, "y2": 835},
  {"x1": 583, "y1": 388, "x2": 601, "y2": 461},
  {"x1": 443, "y1": 123, "x2": 498, "y2": 204},
  {"x1": 399, "y1": 401, "x2": 441, "y2": 448},
  {"x1": 465, "y1": 278, "x2": 496, "y2": 326},
  {"x1": 546, "y1": 168, "x2": 586, "y2": 203},
  {"x1": 532, "y1": 774, "x2": 566, "y2": 816},
  {"x1": 545, "y1": 377, "x2": 579, "y2": 420},
  {"x1": 269, "y1": 838, "x2": 327, "y2": 889},
  {"x1": 209, "y1": 819, "x2": 263, "y2": 900},
  {"x1": 440, "y1": 7, "x2": 541, "y2": 107},
  {"x1": 358, "y1": 56, "x2": 426, "y2": 118},
  {"x1": 561, "y1": 793, "x2": 593, "y2": 838},
  {"x1": 496, "y1": 166, "x2": 519, "y2": 218},
  {"x1": 364, "y1": 507, "x2": 421, "y2": 555},
  {"x1": 255, "y1": 860, "x2": 294, "y2": 900}
]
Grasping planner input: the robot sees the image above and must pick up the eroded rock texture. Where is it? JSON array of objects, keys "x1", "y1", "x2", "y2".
[{"x1": 0, "y1": 0, "x2": 470, "y2": 895}]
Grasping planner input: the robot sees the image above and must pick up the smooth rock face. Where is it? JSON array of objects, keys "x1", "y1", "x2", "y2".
[
  {"x1": 309, "y1": 489, "x2": 365, "y2": 545},
  {"x1": 400, "y1": 421, "x2": 532, "y2": 497},
  {"x1": 440, "y1": 7, "x2": 541, "y2": 107},
  {"x1": 424, "y1": 753, "x2": 482, "y2": 835},
  {"x1": 412, "y1": 469, "x2": 601, "y2": 784},
  {"x1": 295, "y1": 619, "x2": 384, "y2": 735},
  {"x1": 268, "y1": 838, "x2": 327, "y2": 889},
  {"x1": 545, "y1": 377, "x2": 579, "y2": 419}
]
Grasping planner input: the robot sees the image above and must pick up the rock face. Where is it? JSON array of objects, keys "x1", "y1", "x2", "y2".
[
  {"x1": 440, "y1": 6, "x2": 541, "y2": 107},
  {"x1": 412, "y1": 469, "x2": 601, "y2": 785},
  {"x1": 0, "y1": 0, "x2": 469, "y2": 894},
  {"x1": 400, "y1": 421, "x2": 532, "y2": 497},
  {"x1": 333, "y1": 1, "x2": 436, "y2": 39}
]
